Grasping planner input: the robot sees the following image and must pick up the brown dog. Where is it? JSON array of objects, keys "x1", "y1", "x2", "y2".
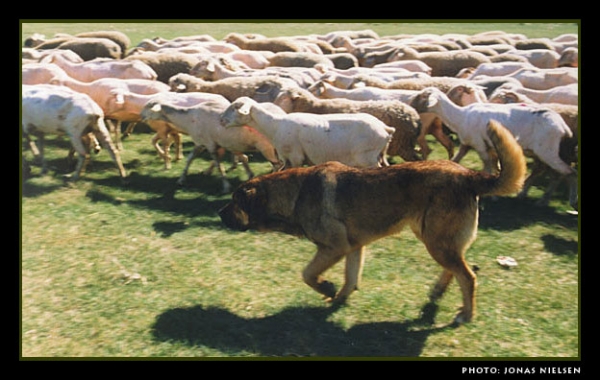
[{"x1": 219, "y1": 120, "x2": 526, "y2": 324}]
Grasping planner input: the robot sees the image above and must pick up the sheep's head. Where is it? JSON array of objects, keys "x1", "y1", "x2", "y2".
[
  {"x1": 140, "y1": 102, "x2": 165, "y2": 122},
  {"x1": 410, "y1": 87, "x2": 442, "y2": 112},
  {"x1": 220, "y1": 97, "x2": 254, "y2": 128},
  {"x1": 488, "y1": 89, "x2": 521, "y2": 104}
]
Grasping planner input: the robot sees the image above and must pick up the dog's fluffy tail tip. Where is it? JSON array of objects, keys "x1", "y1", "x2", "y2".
[{"x1": 485, "y1": 120, "x2": 527, "y2": 196}]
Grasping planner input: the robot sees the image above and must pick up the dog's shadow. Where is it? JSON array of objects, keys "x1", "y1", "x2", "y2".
[{"x1": 151, "y1": 301, "x2": 452, "y2": 357}]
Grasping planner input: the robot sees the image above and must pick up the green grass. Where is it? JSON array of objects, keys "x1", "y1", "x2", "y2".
[{"x1": 21, "y1": 21, "x2": 579, "y2": 359}]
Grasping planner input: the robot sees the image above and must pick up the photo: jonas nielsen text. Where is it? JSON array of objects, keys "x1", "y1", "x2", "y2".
[{"x1": 462, "y1": 366, "x2": 581, "y2": 375}]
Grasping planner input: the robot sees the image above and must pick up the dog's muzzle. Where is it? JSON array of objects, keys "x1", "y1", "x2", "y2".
[{"x1": 218, "y1": 202, "x2": 250, "y2": 231}]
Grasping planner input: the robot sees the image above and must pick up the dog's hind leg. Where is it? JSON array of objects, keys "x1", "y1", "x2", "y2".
[
  {"x1": 427, "y1": 248, "x2": 477, "y2": 324},
  {"x1": 334, "y1": 246, "x2": 366, "y2": 303}
]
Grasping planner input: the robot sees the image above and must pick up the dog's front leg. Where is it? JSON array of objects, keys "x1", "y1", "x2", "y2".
[
  {"x1": 333, "y1": 246, "x2": 366, "y2": 303},
  {"x1": 302, "y1": 246, "x2": 346, "y2": 300}
]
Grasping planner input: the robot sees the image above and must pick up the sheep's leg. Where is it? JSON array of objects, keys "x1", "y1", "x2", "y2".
[
  {"x1": 233, "y1": 153, "x2": 255, "y2": 179},
  {"x1": 209, "y1": 149, "x2": 232, "y2": 193},
  {"x1": 65, "y1": 134, "x2": 90, "y2": 180},
  {"x1": 172, "y1": 132, "x2": 183, "y2": 161},
  {"x1": 430, "y1": 120, "x2": 455, "y2": 159},
  {"x1": 177, "y1": 145, "x2": 205, "y2": 186},
  {"x1": 225, "y1": 153, "x2": 241, "y2": 173},
  {"x1": 123, "y1": 122, "x2": 137, "y2": 138},
  {"x1": 107, "y1": 119, "x2": 123, "y2": 151},
  {"x1": 451, "y1": 144, "x2": 471, "y2": 163}
]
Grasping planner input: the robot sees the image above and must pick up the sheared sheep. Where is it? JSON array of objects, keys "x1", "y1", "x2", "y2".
[
  {"x1": 42, "y1": 51, "x2": 157, "y2": 82},
  {"x1": 388, "y1": 46, "x2": 491, "y2": 77},
  {"x1": 168, "y1": 73, "x2": 299, "y2": 102},
  {"x1": 140, "y1": 96, "x2": 283, "y2": 192},
  {"x1": 22, "y1": 84, "x2": 127, "y2": 181},
  {"x1": 107, "y1": 91, "x2": 227, "y2": 169},
  {"x1": 220, "y1": 96, "x2": 395, "y2": 169},
  {"x1": 224, "y1": 33, "x2": 305, "y2": 53},
  {"x1": 411, "y1": 87, "x2": 577, "y2": 210},
  {"x1": 273, "y1": 86, "x2": 422, "y2": 162}
]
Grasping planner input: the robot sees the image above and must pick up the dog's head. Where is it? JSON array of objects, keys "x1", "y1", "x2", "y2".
[{"x1": 218, "y1": 182, "x2": 268, "y2": 232}]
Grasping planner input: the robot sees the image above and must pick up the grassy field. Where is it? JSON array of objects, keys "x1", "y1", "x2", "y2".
[{"x1": 21, "y1": 21, "x2": 580, "y2": 359}]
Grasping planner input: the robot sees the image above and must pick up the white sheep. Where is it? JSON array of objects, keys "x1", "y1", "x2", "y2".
[
  {"x1": 558, "y1": 47, "x2": 578, "y2": 68},
  {"x1": 490, "y1": 83, "x2": 578, "y2": 105},
  {"x1": 462, "y1": 61, "x2": 537, "y2": 79},
  {"x1": 106, "y1": 91, "x2": 227, "y2": 169},
  {"x1": 22, "y1": 62, "x2": 69, "y2": 84},
  {"x1": 140, "y1": 96, "x2": 283, "y2": 192},
  {"x1": 168, "y1": 73, "x2": 299, "y2": 102},
  {"x1": 41, "y1": 51, "x2": 158, "y2": 82},
  {"x1": 507, "y1": 67, "x2": 578, "y2": 90},
  {"x1": 307, "y1": 80, "x2": 456, "y2": 160},
  {"x1": 22, "y1": 84, "x2": 127, "y2": 181},
  {"x1": 49, "y1": 73, "x2": 170, "y2": 150},
  {"x1": 488, "y1": 88, "x2": 579, "y2": 206},
  {"x1": 504, "y1": 48, "x2": 561, "y2": 69},
  {"x1": 220, "y1": 96, "x2": 395, "y2": 169},
  {"x1": 388, "y1": 46, "x2": 491, "y2": 77},
  {"x1": 411, "y1": 87, "x2": 577, "y2": 209}
]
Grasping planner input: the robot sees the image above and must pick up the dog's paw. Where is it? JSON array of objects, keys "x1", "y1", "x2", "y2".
[
  {"x1": 317, "y1": 280, "x2": 337, "y2": 299},
  {"x1": 453, "y1": 309, "x2": 473, "y2": 325}
]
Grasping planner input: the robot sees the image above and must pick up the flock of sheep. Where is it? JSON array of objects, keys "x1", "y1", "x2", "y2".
[{"x1": 21, "y1": 27, "x2": 579, "y2": 210}]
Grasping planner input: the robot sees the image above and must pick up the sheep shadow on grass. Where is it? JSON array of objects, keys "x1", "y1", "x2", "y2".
[{"x1": 151, "y1": 302, "x2": 453, "y2": 357}]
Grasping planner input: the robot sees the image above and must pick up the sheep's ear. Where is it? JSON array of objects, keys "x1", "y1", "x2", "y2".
[
  {"x1": 238, "y1": 101, "x2": 252, "y2": 115},
  {"x1": 427, "y1": 95, "x2": 439, "y2": 108},
  {"x1": 206, "y1": 61, "x2": 215, "y2": 73},
  {"x1": 151, "y1": 103, "x2": 162, "y2": 113}
]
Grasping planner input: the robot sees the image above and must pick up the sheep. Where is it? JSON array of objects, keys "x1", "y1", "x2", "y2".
[
  {"x1": 140, "y1": 96, "x2": 282, "y2": 192},
  {"x1": 22, "y1": 47, "x2": 83, "y2": 63},
  {"x1": 22, "y1": 62, "x2": 69, "y2": 84},
  {"x1": 388, "y1": 46, "x2": 491, "y2": 77},
  {"x1": 42, "y1": 51, "x2": 157, "y2": 82},
  {"x1": 190, "y1": 56, "x2": 319, "y2": 88},
  {"x1": 53, "y1": 38, "x2": 123, "y2": 61},
  {"x1": 410, "y1": 87, "x2": 577, "y2": 210},
  {"x1": 28, "y1": 31, "x2": 130, "y2": 58},
  {"x1": 490, "y1": 83, "x2": 578, "y2": 105},
  {"x1": 558, "y1": 47, "x2": 578, "y2": 67},
  {"x1": 488, "y1": 89, "x2": 579, "y2": 206},
  {"x1": 168, "y1": 73, "x2": 299, "y2": 103},
  {"x1": 223, "y1": 33, "x2": 306, "y2": 53},
  {"x1": 22, "y1": 84, "x2": 127, "y2": 181},
  {"x1": 273, "y1": 86, "x2": 421, "y2": 162},
  {"x1": 73, "y1": 31, "x2": 131, "y2": 58},
  {"x1": 322, "y1": 52, "x2": 359, "y2": 69},
  {"x1": 507, "y1": 67, "x2": 578, "y2": 90},
  {"x1": 307, "y1": 80, "x2": 452, "y2": 160},
  {"x1": 267, "y1": 51, "x2": 335, "y2": 69},
  {"x1": 220, "y1": 96, "x2": 395, "y2": 170},
  {"x1": 504, "y1": 48, "x2": 561, "y2": 69},
  {"x1": 372, "y1": 59, "x2": 433, "y2": 74},
  {"x1": 124, "y1": 51, "x2": 199, "y2": 84},
  {"x1": 106, "y1": 91, "x2": 227, "y2": 169},
  {"x1": 463, "y1": 61, "x2": 537, "y2": 79},
  {"x1": 49, "y1": 73, "x2": 171, "y2": 150}
]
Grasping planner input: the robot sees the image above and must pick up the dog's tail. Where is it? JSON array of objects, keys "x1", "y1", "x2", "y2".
[{"x1": 475, "y1": 120, "x2": 527, "y2": 197}]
